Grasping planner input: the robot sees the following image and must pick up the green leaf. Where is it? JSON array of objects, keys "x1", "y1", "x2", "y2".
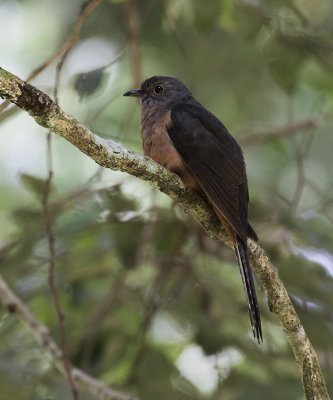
[{"x1": 20, "y1": 173, "x2": 48, "y2": 200}]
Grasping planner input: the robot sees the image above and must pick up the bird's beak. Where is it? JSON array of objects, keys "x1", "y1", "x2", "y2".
[{"x1": 123, "y1": 89, "x2": 142, "y2": 97}]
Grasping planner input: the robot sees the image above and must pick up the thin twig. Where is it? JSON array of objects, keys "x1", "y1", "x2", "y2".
[
  {"x1": 42, "y1": 139, "x2": 78, "y2": 400},
  {"x1": 0, "y1": 274, "x2": 139, "y2": 400},
  {"x1": 0, "y1": 0, "x2": 104, "y2": 114},
  {"x1": 239, "y1": 117, "x2": 320, "y2": 146},
  {"x1": 290, "y1": 136, "x2": 306, "y2": 215},
  {"x1": 31, "y1": 0, "x2": 104, "y2": 84},
  {"x1": 40, "y1": 42, "x2": 79, "y2": 397},
  {"x1": 123, "y1": 0, "x2": 143, "y2": 87},
  {"x1": 126, "y1": 267, "x2": 167, "y2": 384}
]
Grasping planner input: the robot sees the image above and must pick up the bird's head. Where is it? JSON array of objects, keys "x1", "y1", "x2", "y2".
[{"x1": 123, "y1": 76, "x2": 193, "y2": 108}]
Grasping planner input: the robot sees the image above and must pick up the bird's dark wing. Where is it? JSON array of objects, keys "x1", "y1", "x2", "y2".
[{"x1": 168, "y1": 103, "x2": 249, "y2": 242}]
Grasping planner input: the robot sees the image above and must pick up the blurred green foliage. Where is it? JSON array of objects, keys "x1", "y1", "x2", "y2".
[{"x1": 0, "y1": 0, "x2": 333, "y2": 399}]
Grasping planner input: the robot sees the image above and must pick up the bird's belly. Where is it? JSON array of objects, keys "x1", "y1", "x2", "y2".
[{"x1": 141, "y1": 111, "x2": 198, "y2": 190}]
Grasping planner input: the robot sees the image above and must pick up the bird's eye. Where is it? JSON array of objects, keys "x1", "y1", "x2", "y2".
[{"x1": 153, "y1": 85, "x2": 165, "y2": 95}]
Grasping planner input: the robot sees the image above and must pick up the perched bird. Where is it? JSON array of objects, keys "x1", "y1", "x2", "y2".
[{"x1": 124, "y1": 76, "x2": 262, "y2": 342}]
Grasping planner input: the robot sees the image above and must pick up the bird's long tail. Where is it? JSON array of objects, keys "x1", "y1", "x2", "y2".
[{"x1": 235, "y1": 236, "x2": 262, "y2": 343}]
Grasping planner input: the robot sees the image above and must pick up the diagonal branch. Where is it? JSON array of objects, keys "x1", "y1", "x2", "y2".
[
  {"x1": 0, "y1": 0, "x2": 104, "y2": 116},
  {"x1": 0, "y1": 67, "x2": 330, "y2": 400},
  {"x1": 239, "y1": 118, "x2": 320, "y2": 146},
  {"x1": 0, "y1": 274, "x2": 138, "y2": 400}
]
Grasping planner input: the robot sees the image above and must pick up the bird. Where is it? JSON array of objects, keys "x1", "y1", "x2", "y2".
[{"x1": 124, "y1": 76, "x2": 262, "y2": 343}]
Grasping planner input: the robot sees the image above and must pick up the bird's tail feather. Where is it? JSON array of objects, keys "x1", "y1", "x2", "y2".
[{"x1": 235, "y1": 236, "x2": 262, "y2": 343}]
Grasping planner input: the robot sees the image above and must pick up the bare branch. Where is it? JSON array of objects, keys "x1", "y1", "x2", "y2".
[
  {"x1": 32, "y1": 0, "x2": 105, "y2": 83},
  {"x1": 41, "y1": 61, "x2": 78, "y2": 397},
  {"x1": 42, "y1": 142, "x2": 80, "y2": 398},
  {"x1": 0, "y1": 274, "x2": 139, "y2": 400},
  {"x1": 0, "y1": 0, "x2": 104, "y2": 114},
  {"x1": 239, "y1": 118, "x2": 320, "y2": 146},
  {"x1": 0, "y1": 67, "x2": 330, "y2": 400},
  {"x1": 123, "y1": 0, "x2": 143, "y2": 87}
]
